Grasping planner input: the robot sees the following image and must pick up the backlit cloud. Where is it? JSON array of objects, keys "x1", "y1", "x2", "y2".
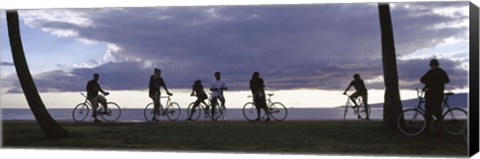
[{"x1": 1, "y1": 2, "x2": 470, "y2": 93}]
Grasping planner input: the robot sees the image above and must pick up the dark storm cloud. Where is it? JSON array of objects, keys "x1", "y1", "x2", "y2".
[
  {"x1": 9, "y1": 2, "x2": 469, "y2": 92},
  {"x1": 2, "y1": 57, "x2": 467, "y2": 93}
]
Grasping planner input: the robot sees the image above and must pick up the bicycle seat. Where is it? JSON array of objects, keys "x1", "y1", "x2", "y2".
[
  {"x1": 267, "y1": 93, "x2": 274, "y2": 96},
  {"x1": 444, "y1": 92, "x2": 454, "y2": 96}
]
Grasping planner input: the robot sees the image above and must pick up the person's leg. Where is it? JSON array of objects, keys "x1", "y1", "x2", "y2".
[
  {"x1": 150, "y1": 93, "x2": 160, "y2": 121},
  {"x1": 431, "y1": 94, "x2": 444, "y2": 130},
  {"x1": 350, "y1": 92, "x2": 360, "y2": 107},
  {"x1": 220, "y1": 96, "x2": 226, "y2": 110},
  {"x1": 211, "y1": 96, "x2": 218, "y2": 120},
  {"x1": 362, "y1": 94, "x2": 369, "y2": 120},
  {"x1": 424, "y1": 97, "x2": 434, "y2": 132},
  {"x1": 259, "y1": 94, "x2": 270, "y2": 121},
  {"x1": 253, "y1": 95, "x2": 261, "y2": 121},
  {"x1": 97, "y1": 95, "x2": 107, "y2": 113},
  {"x1": 89, "y1": 97, "x2": 100, "y2": 122},
  {"x1": 188, "y1": 98, "x2": 202, "y2": 120}
]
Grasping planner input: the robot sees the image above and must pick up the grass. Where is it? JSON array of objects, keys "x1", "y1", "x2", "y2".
[{"x1": 1, "y1": 120, "x2": 467, "y2": 157}]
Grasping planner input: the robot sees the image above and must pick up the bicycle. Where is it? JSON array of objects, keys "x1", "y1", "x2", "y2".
[
  {"x1": 342, "y1": 93, "x2": 371, "y2": 120},
  {"x1": 242, "y1": 93, "x2": 288, "y2": 121},
  {"x1": 208, "y1": 94, "x2": 227, "y2": 121},
  {"x1": 72, "y1": 93, "x2": 122, "y2": 122},
  {"x1": 144, "y1": 94, "x2": 181, "y2": 122},
  {"x1": 186, "y1": 95, "x2": 215, "y2": 121},
  {"x1": 396, "y1": 88, "x2": 468, "y2": 136}
]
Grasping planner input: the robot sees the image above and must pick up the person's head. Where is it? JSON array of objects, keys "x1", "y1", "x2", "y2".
[
  {"x1": 214, "y1": 72, "x2": 221, "y2": 80},
  {"x1": 252, "y1": 72, "x2": 260, "y2": 79},
  {"x1": 93, "y1": 73, "x2": 100, "y2": 81},
  {"x1": 430, "y1": 59, "x2": 439, "y2": 68},
  {"x1": 154, "y1": 68, "x2": 161, "y2": 76},
  {"x1": 194, "y1": 80, "x2": 202, "y2": 85},
  {"x1": 353, "y1": 74, "x2": 360, "y2": 80}
]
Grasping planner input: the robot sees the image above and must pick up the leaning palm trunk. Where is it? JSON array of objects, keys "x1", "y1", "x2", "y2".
[
  {"x1": 378, "y1": 4, "x2": 404, "y2": 131},
  {"x1": 6, "y1": 10, "x2": 70, "y2": 138}
]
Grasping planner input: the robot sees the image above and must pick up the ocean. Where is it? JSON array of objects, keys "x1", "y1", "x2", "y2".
[{"x1": 1, "y1": 108, "x2": 385, "y2": 122}]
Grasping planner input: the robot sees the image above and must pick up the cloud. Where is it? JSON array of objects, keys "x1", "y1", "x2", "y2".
[
  {"x1": 1, "y1": 57, "x2": 467, "y2": 93},
  {"x1": 4, "y1": 2, "x2": 469, "y2": 92},
  {"x1": 1, "y1": 62, "x2": 14, "y2": 66}
]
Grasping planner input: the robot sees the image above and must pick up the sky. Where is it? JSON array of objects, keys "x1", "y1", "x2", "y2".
[{"x1": 0, "y1": 1, "x2": 471, "y2": 108}]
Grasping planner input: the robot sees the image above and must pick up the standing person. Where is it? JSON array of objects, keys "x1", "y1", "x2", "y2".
[
  {"x1": 187, "y1": 80, "x2": 208, "y2": 120},
  {"x1": 86, "y1": 73, "x2": 110, "y2": 123},
  {"x1": 343, "y1": 73, "x2": 369, "y2": 120},
  {"x1": 149, "y1": 68, "x2": 173, "y2": 121},
  {"x1": 210, "y1": 72, "x2": 227, "y2": 120},
  {"x1": 420, "y1": 59, "x2": 450, "y2": 132},
  {"x1": 249, "y1": 72, "x2": 270, "y2": 122}
]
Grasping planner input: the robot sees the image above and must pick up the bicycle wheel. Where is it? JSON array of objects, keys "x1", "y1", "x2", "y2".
[
  {"x1": 442, "y1": 108, "x2": 467, "y2": 135},
  {"x1": 397, "y1": 108, "x2": 426, "y2": 136},
  {"x1": 220, "y1": 105, "x2": 227, "y2": 121},
  {"x1": 358, "y1": 104, "x2": 371, "y2": 120},
  {"x1": 270, "y1": 102, "x2": 287, "y2": 121},
  {"x1": 166, "y1": 102, "x2": 181, "y2": 121},
  {"x1": 343, "y1": 101, "x2": 350, "y2": 120},
  {"x1": 144, "y1": 103, "x2": 156, "y2": 122},
  {"x1": 187, "y1": 102, "x2": 202, "y2": 121},
  {"x1": 72, "y1": 103, "x2": 90, "y2": 122},
  {"x1": 213, "y1": 103, "x2": 225, "y2": 121},
  {"x1": 242, "y1": 102, "x2": 257, "y2": 121},
  {"x1": 100, "y1": 102, "x2": 121, "y2": 122}
]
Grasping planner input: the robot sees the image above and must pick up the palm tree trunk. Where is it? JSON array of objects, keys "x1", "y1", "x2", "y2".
[
  {"x1": 6, "y1": 10, "x2": 70, "y2": 138},
  {"x1": 378, "y1": 3, "x2": 404, "y2": 131}
]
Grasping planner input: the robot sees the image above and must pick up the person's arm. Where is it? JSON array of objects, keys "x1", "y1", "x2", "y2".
[
  {"x1": 210, "y1": 82, "x2": 217, "y2": 91},
  {"x1": 443, "y1": 70, "x2": 450, "y2": 84},
  {"x1": 249, "y1": 79, "x2": 255, "y2": 94},
  {"x1": 259, "y1": 78, "x2": 265, "y2": 92},
  {"x1": 190, "y1": 85, "x2": 194, "y2": 96},
  {"x1": 160, "y1": 78, "x2": 172, "y2": 95},
  {"x1": 222, "y1": 81, "x2": 228, "y2": 90},
  {"x1": 343, "y1": 81, "x2": 352, "y2": 94},
  {"x1": 420, "y1": 70, "x2": 430, "y2": 84},
  {"x1": 97, "y1": 83, "x2": 109, "y2": 95}
]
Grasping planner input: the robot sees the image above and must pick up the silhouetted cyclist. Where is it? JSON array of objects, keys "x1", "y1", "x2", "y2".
[
  {"x1": 86, "y1": 73, "x2": 110, "y2": 123},
  {"x1": 149, "y1": 68, "x2": 173, "y2": 121},
  {"x1": 343, "y1": 73, "x2": 369, "y2": 120},
  {"x1": 210, "y1": 72, "x2": 227, "y2": 120},
  {"x1": 250, "y1": 72, "x2": 270, "y2": 122},
  {"x1": 420, "y1": 59, "x2": 449, "y2": 132},
  {"x1": 187, "y1": 80, "x2": 208, "y2": 120}
]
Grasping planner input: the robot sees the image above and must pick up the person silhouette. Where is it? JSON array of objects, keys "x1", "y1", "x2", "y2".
[
  {"x1": 420, "y1": 59, "x2": 450, "y2": 132},
  {"x1": 210, "y1": 72, "x2": 227, "y2": 120},
  {"x1": 86, "y1": 73, "x2": 110, "y2": 123},
  {"x1": 343, "y1": 73, "x2": 369, "y2": 120},
  {"x1": 249, "y1": 72, "x2": 270, "y2": 122},
  {"x1": 149, "y1": 68, "x2": 173, "y2": 121},
  {"x1": 187, "y1": 80, "x2": 208, "y2": 121}
]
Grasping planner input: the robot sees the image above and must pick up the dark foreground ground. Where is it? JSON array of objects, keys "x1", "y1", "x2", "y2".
[{"x1": 1, "y1": 120, "x2": 467, "y2": 157}]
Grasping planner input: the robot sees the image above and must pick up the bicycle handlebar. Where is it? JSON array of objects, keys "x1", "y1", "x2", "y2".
[
  {"x1": 247, "y1": 93, "x2": 274, "y2": 98},
  {"x1": 415, "y1": 88, "x2": 455, "y2": 99},
  {"x1": 80, "y1": 92, "x2": 109, "y2": 98}
]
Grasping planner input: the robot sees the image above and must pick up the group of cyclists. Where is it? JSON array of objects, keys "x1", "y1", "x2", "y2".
[
  {"x1": 87, "y1": 69, "x2": 276, "y2": 122},
  {"x1": 85, "y1": 58, "x2": 450, "y2": 133}
]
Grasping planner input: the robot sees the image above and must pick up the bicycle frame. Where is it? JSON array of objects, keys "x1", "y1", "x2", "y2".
[
  {"x1": 73, "y1": 92, "x2": 121, "y2": 122},
  {"x1": 80, "y1": 92, "x2": 108, "y2": 112},
  {"x1": 412, "y1": 89, "x2": 454, "y2": 114},
  {"x1": 248, "y1": 93, "x2": 273, "y2": 106},
  {"x1": 343, "y1": 93, "x2": 371, "y2": 120}
]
